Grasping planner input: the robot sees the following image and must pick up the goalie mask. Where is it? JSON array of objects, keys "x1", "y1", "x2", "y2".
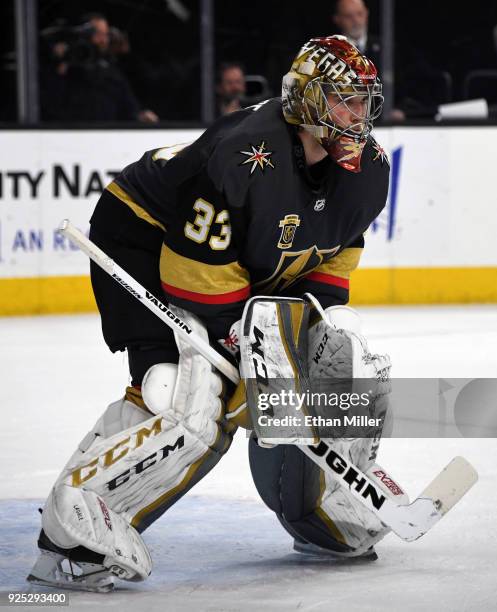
[{"x1": 282, "y1": 35, "x2": 383, "y2": 172}]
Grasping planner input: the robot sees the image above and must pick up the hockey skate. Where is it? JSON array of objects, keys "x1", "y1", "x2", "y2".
[
  {"x1": 27, "y1": 485, "x2": 152, "y2": 592},
  {"x1": 293, "y1": 538, "x2": 378, "y2": 561},
  {"x1": 27, "y1": 530, "x2": 115, "y2": 593}
]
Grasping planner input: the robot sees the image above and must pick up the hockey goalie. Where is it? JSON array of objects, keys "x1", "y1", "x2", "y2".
[{"x1": 28, "y1": 36, "x2": 405, "y2": 592}]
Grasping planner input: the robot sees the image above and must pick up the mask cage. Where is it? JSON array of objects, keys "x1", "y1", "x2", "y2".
[{"x1": 303, "y1": 78, "x2": 384, "y2": 142}]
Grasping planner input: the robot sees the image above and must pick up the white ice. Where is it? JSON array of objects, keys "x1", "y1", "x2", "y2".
[{"x1": 1, "y1": 306, "x2": 496, "y2": 611}]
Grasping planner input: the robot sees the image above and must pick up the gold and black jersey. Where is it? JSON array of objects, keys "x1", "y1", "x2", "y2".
[{"x1": 90, "y1": 98, "x2": 389, "y2": 348}]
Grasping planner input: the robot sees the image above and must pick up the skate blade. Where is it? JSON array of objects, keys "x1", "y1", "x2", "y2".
[
  {"x1": 26, "y1": 550, "x2": 115, "y2": 593},
  {"x1": 293, "y1": 540, "x2": 378, "y2": 561},
  {"x1": 26, "y1": 573, "x2": 114, "y2": 593}
]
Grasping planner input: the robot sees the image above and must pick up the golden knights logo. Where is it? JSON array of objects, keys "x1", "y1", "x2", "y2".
[
  {"x1": 371, "y1": 138, "x2": 389, "y2": 166},
  {"x1": 239, "y1": 141, "x2": 275, "y2": 174},
  {"x1": 278, "y1": 214, "x2": 301, "y2": 249},
  {"x1": 255, "y1": 244, "x2": 341, "y2": 294}
]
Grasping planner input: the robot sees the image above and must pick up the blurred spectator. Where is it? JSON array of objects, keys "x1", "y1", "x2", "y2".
[
  {"x1": 40, "y1": 13, "x2": 158, "y2": 123},
  {"x1": 332, "y1": 0, "x2": 408, "y2": 121},
  {"x1": 108, "y1": 26, "x2": 130, "y2": 59},
  {"x1": 331, "y1": 0, "x2": 381, "y2": 65},
  {"x1": 89, "y1": 13, "x2": 110, "y2": 54},
  {"x1": 216, "y1": 61, "x2": 246, "y2": 116},
  {"x1": 332, "y1": 0, "x2": 458, "y2": 120}
]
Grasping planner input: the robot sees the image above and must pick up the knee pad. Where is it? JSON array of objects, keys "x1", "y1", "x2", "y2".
[{"x1": 249, "y1": 434, "x2": 408, "y2": 555}]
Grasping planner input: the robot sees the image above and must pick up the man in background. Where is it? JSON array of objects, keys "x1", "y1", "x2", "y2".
[
  {"x1": 331, "y1": 0, "x2": 406, "y2": 120},
  {"x1": 41, "y1": 13, "x2": 159, "y2": 123},
  {"x1": 331, "y1": 0, "x2": 380, "y2": 66},
  {"x1": 216, "y1": 61, "x2": 247, "y2": 116}
]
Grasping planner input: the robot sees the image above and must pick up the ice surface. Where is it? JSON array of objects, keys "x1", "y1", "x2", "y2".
[{"x1": 1, "y1": 306, "x2": 496, "y2": 610}]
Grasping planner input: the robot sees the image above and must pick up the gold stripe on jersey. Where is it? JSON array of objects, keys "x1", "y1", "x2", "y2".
[
  {"x1": 160, "y1": 245, "x2": 250, "y2": 296},
  {"x1": 316, "y1": 247, "x2": 363, "y2": 279},
  {"x1": 106, "y1": 181, "x2": 166, "y2": 231}
]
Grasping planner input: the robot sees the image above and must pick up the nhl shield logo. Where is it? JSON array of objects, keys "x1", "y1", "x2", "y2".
[{"x1": 278, "y1": 214, "x2": 301, "y2": 249}]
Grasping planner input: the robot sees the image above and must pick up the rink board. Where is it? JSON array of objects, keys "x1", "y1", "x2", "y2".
[
  {"x1": 1, "y1": 126, "x2": 496, "y2": 314},
  {"x1": 2, "y1": 268, "x2": 497, "y2": 315}
]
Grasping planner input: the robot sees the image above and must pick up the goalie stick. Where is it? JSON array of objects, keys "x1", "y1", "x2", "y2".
[{"x1": 59, "y1": 219, "x2": 478, "y2": 542}]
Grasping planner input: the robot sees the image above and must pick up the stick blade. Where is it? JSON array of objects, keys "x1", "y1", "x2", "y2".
[
  {"x1": 419, "y1": 456, "x2": 478, "y2": 516},
  {"x1": 387, "y1": 456, "x2": 479, "y2": 542}
]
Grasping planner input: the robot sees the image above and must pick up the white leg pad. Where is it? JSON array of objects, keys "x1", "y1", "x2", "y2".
[
  {"x1": 39, "y1": 305, "x2": 231, "y2": 588},
  {"x1": 318, "y1": 462, "x2": 409, "y2": 552},
  {"x1": 43, "y1": 484, "x2": 152, "y2": 581}
]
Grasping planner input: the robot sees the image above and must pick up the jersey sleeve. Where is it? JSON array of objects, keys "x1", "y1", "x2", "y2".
[
  {"x1": 112, "y1": 109, "x2": 250, "y2": 229},
  {"x1": 292, "y1": 235, "x2": 364, "y2": 307},
  {"x1": 96, "y1": 116, "x2": 255, "y2": 345},
  {"x1": 89, "y1": 186, "x2": 177, "y2": 358}
]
